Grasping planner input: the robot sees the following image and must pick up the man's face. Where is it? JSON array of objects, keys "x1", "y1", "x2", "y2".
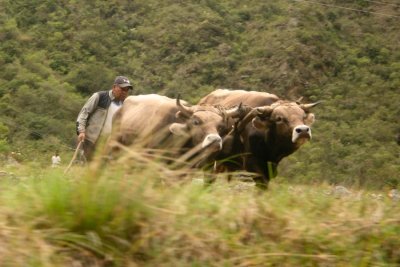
[{"x1": 112, "y1": 85, "x2": 130, "y2": 101}]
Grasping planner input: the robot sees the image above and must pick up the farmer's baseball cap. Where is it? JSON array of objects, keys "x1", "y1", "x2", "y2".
[{"x1": 114, "y1": 76, "x2": 133, "y2": 89}]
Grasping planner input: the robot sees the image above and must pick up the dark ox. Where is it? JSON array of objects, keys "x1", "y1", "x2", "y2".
[
  {"x1": 109, "y1": 94, "x2": 242, "y2": 168},
  {"x1": 198, "y1": 89, "x2": 319, "y2": 189}
]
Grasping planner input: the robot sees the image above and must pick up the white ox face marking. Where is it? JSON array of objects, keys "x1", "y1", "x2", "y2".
[
  {"x1": 202, "y1": 133, "x2": 222, "y2": 149},
  {"x1": 292, "y1": 125, "x2": 311, "y2": 143},
  {"x1": 291, "y1": 112, "x2": 315, "y2": 143}
]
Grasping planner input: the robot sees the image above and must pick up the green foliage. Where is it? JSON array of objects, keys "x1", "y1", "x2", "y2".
[
  {"x1": 0, "y1": 122, "x2": 9, "y2": 138},
  {"x1": 0, "y1": 139, "x2": 10, "y2": 154}
]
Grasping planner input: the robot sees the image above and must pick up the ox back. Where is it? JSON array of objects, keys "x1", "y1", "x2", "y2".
[{"x1": 111, "y1": 94, "x2": 188, "y2": 153}]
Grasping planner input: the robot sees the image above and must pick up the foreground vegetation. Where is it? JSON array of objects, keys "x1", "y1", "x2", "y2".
[{"x1": 1, "y1": 155, "x2": 399, "y2": 266}]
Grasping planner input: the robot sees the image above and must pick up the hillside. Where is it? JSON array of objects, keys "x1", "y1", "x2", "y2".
[{"x1": 0, "y1": 0, "x2": 399, "y2": 187}]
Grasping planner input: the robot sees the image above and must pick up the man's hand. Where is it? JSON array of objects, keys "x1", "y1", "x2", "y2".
[{"x1": 78, "y1": 132, "x2": 85, "y2": 142}]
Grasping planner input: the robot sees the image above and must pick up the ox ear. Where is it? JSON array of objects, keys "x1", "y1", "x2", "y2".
[
  {"x1": 304, "y1": 113, "x2": 315, "y2": 126},
  {"x1": 256, "y1": 106, "x2": 274, "y2": 117},
  {"x1": 169, "y1": 123, "x2": 189, "y2": 136},
  {"x1": 235, "y1": 107, "x2": 269, "y2": 132},
  {"x1": 251, "y1": 106, "x2": 274, "y2": 130},
  {"x1": 175, "y1": 111, "x2": 190, "y2": 120},
  {"x1": 252, "y1": 117, "x2": 272, "y2": 130}
]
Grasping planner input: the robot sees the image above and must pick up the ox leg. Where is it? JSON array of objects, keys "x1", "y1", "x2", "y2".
[
  {"x1": 253, "y1": 165, "x2": 271, "y2": 190},
  {"x1": 203, "y1": 173, "x2": 217, "y2": 186},
  {"x1": 203, "y1": 163, "x2": 218, "y2": 186},
  {"x1": 253, "y1": 176, "x2": 269, "y2": 190},
  {"x1": 245, "y1": 157, "x2": 269, "y2": 190},
  {"x1": 213, "y1": 161, "x2": 234, "y2": 182}
]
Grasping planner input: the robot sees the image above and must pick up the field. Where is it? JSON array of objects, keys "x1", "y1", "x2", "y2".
[{"x1": 1, "y1": 153, "x2": 399, "y2": 267}]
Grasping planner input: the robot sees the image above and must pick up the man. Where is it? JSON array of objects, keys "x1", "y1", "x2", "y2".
[
  {"x1": 76, "y1": 76, "x2": 132, "y2": 160},
  {"x1": 51, "y1": 151, "x2": 61, "y2": 167}
]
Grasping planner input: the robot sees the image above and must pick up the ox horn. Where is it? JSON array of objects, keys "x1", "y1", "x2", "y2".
[
  {"x1": 225, "y1": 103, "x2": 252, "y2": 119},
  {"x1": 256, "y1": 106, "x2": 274, "y2": 117},
  {"x1": 300, "y1": 101, "x2": 321, "y2": 112},
  {"x1": 176, "y1": 95, "x2": 193, "y2": 118},
  {"x1": 235, "y1": 107, "x2": 267, "y2": 132},
  {"x1": 296, "y1": 96, "x2": 303, "y2": 105}
]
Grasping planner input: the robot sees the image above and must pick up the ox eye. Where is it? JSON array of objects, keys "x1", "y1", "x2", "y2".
[
  {"x1": 192, "y1": 119, "x2": 201, "y2": 126},
  {"x1": 275, "y1": 116, "x2": 288, "y2": 124},
  {"x1": 217, "y1": 125, "x2": 226, "y2": 132}
]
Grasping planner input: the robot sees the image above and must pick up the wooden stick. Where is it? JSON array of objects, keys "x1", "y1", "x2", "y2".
[{"x1": 64, "y1": 141, "x2": 83, "y2": 174}]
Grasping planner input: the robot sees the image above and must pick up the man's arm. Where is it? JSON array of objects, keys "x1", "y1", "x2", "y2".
[{"x1": 76, "y1": 93, "x2": 100, "y2": 141}]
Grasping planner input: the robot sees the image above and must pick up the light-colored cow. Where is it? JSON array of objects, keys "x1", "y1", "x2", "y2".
[{"x1": 199, "y1": 89, "x2": 320, "y2": 189}]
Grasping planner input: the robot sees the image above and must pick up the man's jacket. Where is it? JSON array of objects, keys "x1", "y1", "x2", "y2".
[{"x1": 76, "y1": 90, "x2": 115, "y2": 143}]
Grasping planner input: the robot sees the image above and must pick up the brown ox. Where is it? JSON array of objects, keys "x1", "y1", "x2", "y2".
[
  {"x1": 109, "y1": 94, "x2": 243, "y2": 168},
  {"x1": 198, "y1": 89, "x2": 320, "y2": 189}
]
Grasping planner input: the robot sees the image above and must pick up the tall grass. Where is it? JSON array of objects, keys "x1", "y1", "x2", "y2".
[{"x1": 0, "y1": 151, "x2": 399, "y2": 266}]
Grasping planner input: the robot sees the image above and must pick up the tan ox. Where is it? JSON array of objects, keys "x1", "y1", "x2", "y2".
[
  {"x1": 198, "y1": 89, "x2": 320, "y2": 189},
  {"x1": 109, "y1": 94, "x2": 243, "y2": 168}
]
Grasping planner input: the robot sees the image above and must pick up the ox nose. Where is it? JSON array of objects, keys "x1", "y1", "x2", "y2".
[
  {"x1": 295, "y1": 126, "x2": 310, "y2": 134},
  {"x1": 292, "y1": 125, "x2": 311, "y2": 143},
  {"x1": 202, "y1": 134, "x2": 223, "y2": 150}
]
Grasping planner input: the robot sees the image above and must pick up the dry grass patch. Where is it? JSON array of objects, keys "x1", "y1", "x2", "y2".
[{"x1": 0, "y1": 157, "x2": 399, "y2": 266}]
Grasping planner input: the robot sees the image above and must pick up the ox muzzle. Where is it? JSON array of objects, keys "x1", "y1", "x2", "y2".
[
  {"x1": 202, "y1": 134, "x2": 223, "y2": 150},
  {"x1": 292, "y1": 125, "x2": 311, "y2": 143}
]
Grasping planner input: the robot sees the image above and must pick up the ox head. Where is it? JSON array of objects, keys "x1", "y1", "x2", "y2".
[
  {"x1": 169, "y1": 97, "x2": 243, "y2": 151},
  {"x1": 247, "y1": 101, "x2": 320, "y2": 147}
]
